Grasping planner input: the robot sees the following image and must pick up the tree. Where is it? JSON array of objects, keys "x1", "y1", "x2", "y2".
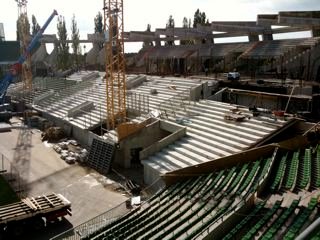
[
  {"x1": 193, "y1": 9, "x2": 209, "y2": 28},
  {"x1": 142, "y1": 24, "x2": 153, "y2": 48},
  {"x1": 71, "y1": 14, "x2": 80, "y2": 68},
  {"x1": 94, "y1": 12, "x2": 103, "y2": 34},
  {"x1": 31, "y1": 15, "x2": 40, "y2": 36},
  {"x1": 147, "y1": 23, "x2": 151, "y2": 32},
  {"x1": 166, "y1": 15, "x2": 175, "y2": 28},
  {"x1": 57, "y1": 15, "x2": 69, "y2": 70},
  {"x1": 181, "y1": 17, "x2": 193, "y2": 45},
  {"x1": 165, "y1": 15, "x2": 175, "y2": 46},
  {"x1": 193, "y1": 9, "x2": 212, "y2": 43},
  {"x1": 94, "y1": 12, "x2": 103, "y2": 49},
  {"x1": 182, "y1": 17, "x2": 188, "y2": 28}
]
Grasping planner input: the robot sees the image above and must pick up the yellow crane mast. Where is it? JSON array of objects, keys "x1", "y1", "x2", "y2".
[
  {"x1": 16, "y1": 0, "x2": 32, "y2": 92},
  {"x1": 103, "y1": 0, "x2": 126, "y2": 131}
]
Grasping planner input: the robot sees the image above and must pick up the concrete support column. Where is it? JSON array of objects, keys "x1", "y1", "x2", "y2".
[
  {"x1": 312, "y1": 26, "x2": 320, "y2": 37},
  {"x1": 262, "y1": 34, "x2": 273, "y2": 41},
  {"x1": 248, "y1": 33, "x2": 259, "y2": 42}
]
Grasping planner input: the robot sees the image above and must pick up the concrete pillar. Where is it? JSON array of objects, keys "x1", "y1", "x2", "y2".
[
  {"x1": 312, "y1": 26, "x2": 320, "y2": 37},
  {"x1": 248, "y1": 33, "x2": 259, "y2": 42},
  {"x1": 262, "y1": 34, "x2": 273, "y2": 41}
]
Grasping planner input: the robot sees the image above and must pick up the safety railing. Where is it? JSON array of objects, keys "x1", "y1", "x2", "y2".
[
  {"x1": 51, "y1": 178, "x2": 166, "y2": 240},
  {"x1": 158, "y1": 88, "x2": 192, "y2": 119},
  {"x1": 0, "y1": 153, "x2": 26, "y2": 199}
]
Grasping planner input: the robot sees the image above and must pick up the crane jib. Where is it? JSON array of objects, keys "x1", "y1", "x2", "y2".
[{"x1": 0, "y1": 9, "x2": 58, "y2": 103}]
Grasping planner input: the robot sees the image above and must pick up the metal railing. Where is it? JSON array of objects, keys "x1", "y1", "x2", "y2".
[
  {"x1": 0, "y1": 153, "x2": 26, "y2": 199},
  {"x1": 51, "y1": 201, "x2": 129, "y2": 240},
  {"x1": 126, "y1": 92, "x2": 150, "y2": 114},
  {"x1": 158, "y1": 88, "x2": 192, "y2": 119},
  {"x1": 51, "y1": 178, "x2": 165, "y2": 240}
]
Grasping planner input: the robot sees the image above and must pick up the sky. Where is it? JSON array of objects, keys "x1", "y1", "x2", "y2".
[{"x1": 0, "y1": 0, "x2": 319, "y2": 52}]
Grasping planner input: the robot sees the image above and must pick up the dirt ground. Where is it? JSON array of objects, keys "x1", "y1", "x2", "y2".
[{"x1": 0, "y1": 120, "x2": 128, "y2": 240}]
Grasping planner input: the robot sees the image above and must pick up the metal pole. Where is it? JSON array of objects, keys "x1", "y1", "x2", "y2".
[{"x1": 296, "y1": 217, "x2": 320, "y2": 240}]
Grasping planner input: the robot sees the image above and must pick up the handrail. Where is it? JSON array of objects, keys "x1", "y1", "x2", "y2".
[{"x1": 51, "y1": 178, "x2": 166, "y2": 240}]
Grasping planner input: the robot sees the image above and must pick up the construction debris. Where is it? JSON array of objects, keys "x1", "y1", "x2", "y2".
[
  {"x1": 53, "y1": 139, "x2": 88, "y2": 164},
  {"x1": 41, "y1": 127, "x2": 65, "y2": 142},
  {"x1": 224, "y1": 108, "x2": 246, "y2": 122}
]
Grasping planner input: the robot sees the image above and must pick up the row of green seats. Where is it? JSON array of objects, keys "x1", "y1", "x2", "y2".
[
  {"x1": 241, "y1": 200, "x2": 282, "y2": 240},
  {"x1": 125, "y1": 174, "x2": 216, "y2": 240},
  {"x1": 271, "y1": 154, "x2": 287, "y2": 191},
  {"x1": 313, "y1": 147, "x2": 320, "y2": 187},
  {"x1": 284, "y1": 197, "x2": 318, "y2": 239},
  {"x1": 260, "y1": 199, "x2": 300, "y2": 240},
  {"x1": 284, "y1": 151, "x2": 300, "y2": 190},
  {"x1": 222, "y1": 201, "x2": 266, "y2": 240},
  {"x1": 298, "y1": 149, "x2": 311, "y2": 189}
]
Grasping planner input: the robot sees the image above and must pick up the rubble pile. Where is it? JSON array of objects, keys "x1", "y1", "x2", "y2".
[{"x1": 53, "y1": 139, "x2": 88, "y2": 164}]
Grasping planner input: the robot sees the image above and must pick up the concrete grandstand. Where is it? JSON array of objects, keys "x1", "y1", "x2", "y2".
[{"x1": 2, "y1": 8, "x2": 320, "y2": 240}]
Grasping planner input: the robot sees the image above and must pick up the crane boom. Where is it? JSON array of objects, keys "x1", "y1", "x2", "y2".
[{"x1": 0, "y1": 9, "x2": 58, "y2": 103}]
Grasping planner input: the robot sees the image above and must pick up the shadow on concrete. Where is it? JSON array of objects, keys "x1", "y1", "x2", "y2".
[{"x1": 2, "y1": 217, "x2": 73, "y2": 240}]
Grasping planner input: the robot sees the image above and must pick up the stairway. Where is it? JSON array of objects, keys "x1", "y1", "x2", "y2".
[{"x1": 86, "y1": 139, "x2": 115, "y2": 175}]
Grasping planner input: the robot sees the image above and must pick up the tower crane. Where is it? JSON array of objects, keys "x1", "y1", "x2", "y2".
[
  {"x1": 0, "y1": 10, "x2": 58, "y2": 105},
  {"x1": 16, "y1": 0, "x2": 33, "y2": 92},
  {"x1": 103, "y1": 0, "x2": 127, "y2": 131}
]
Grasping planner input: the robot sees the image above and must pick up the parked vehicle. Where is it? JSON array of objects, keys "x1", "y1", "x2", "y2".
[{"x1": 227, "y1": 72, "x2": 240, "y2": 80}]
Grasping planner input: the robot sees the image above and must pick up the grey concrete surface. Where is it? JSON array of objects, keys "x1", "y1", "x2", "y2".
[{"x1": 0, "y1": 121, "x2": 128, "y2": 240}]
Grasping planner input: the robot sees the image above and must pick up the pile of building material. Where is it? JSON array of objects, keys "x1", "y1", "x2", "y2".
[
  {"x1": 41, "y1": 126, "x2": 65, "y2": 141},
  {"x1": 28, "y1": 116, "x2": 52, "y2": 130},
  {"x1": 53, "y1": 139, "x2": 88, "y2": 164}
]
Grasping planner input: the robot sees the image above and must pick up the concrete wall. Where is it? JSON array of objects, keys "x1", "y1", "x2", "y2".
[
  {"x1": 162, "y1": 135, "x2": 309, "y2": 186},
  {"x1": 115, "y1": 119, "x2": 171, "y2": 168},
  {"x1": 126, "y1": 75, "x2": 146, "y2": 90},
  {"x1": 140, "y1": 121, "x2": 186, "y2": 160},
  {"x1": 163, "y1": 144, "x2": 276, "y2": 186},
  {"x1": 311, "y1": 44, "x2": 320, "y2": 81},
  {"x1": 144, "y1": 164, "x2": 166, "y2": 188},
  {"x1": 41, "y1": 112, "x2": 96, "y2": 148},
  {"x1": 190, "y1": 82, "x2": 208, "y2": 101}
]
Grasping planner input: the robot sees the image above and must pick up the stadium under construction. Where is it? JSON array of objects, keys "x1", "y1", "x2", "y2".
[{"x1": 1, "y1": 3, "x2": 320, "y2": 240}]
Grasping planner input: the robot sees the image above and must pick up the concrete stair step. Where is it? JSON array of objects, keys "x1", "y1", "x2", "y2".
[{"x1": 186, "y1": 131, "x2": 242, "y2": 153}]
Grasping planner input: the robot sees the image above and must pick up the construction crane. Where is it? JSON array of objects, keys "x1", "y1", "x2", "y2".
[
  {"x1": 103, "y1": 0, "x2": 127, "y2": 131},
  {"x1": 16, "y1": 0, "x2": 33, "y2": 92},
  {"x1": 0, "y1": 10, "x2": 58, "y2": 105}
]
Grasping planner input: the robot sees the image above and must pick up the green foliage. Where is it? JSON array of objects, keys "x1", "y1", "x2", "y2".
[
  {"x1": 182, "y1": 17, "x2": 189, "y2": 28},
  {"x1": 193, "y1": 9, "x2": 209, "y2": 28},
  {"x1": 166, "y1": 15, "x2": 175, "y2": 28},
  {"x1": 142, "y1": 24, "x2": 153, "y2": 48},
  {"x1": 165, "y1": 15, "x2": 175, "y2": 46},
  {"x1": 31, "y1": 15, "x2": 40, "y2": 36},
  {"x1": 94, "y1": 12, "x2": 103, "y2": 34},
  {"x1": 193, "y1": 9, "x2": 212, "y2": 44},
  {"x1": 147, "y1": 23, "x2": 151, "y2": 32},
  {"x1": 71, "y1": 14, "x2": 80, "y2": 68},
  {"x1": 57, "y1": 15, "x2": 69, "y2": 70},
  {"x1": 94, "y1": 12, "x2": 103, "y2": 49},
  {"x1": 180, "y1": 17, "x2": 193, "y2": 45}
]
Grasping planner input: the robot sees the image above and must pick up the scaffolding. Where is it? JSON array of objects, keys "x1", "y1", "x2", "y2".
[
  {"x1": 104, "y1": 0, "x2": 126, "y2": 130},
  {"x1": 16, "y1": 0, "x2": 32, "y2": 92}
]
